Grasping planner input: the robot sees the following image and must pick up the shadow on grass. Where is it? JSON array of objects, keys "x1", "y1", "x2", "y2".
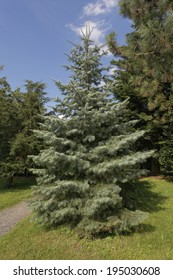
[
  {"x1": 122, "y1": 180, "x2": 167, "y2": 213},
  {"x1": 117, "y1": 179, "x2": 168, "y2": 237},
  {"x1": 119, "y1": 223, "x2": 156, "y2": 238},
  {"x1": 163, "y1": 175, "x2": 173, "y2": 182}
]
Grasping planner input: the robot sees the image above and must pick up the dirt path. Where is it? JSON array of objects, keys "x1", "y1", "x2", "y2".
[{"x1": 0, "y1": 201, "x2": 31, "y2": 237}]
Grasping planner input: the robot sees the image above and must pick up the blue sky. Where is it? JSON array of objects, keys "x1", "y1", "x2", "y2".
[{"x1": 0, "y1": 0, "x2": 132, "y2": 104}]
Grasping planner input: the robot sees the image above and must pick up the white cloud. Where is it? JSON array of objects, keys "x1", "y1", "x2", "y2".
[
  {"x1": 99, "y1": 80, "x2": 106, "y2": 87},
  {"x1": 68, "y1": 20, "x2": 109, "y2": 46},
  {"x1": 83, "y1": 0, "x2": 118, "y2": 16},
  {"x1": 108, "y1": 66, "x2": 119, "y2": 76},
  {"x1": 68, "y1": 20, "x2": 113, "y2": 56}
]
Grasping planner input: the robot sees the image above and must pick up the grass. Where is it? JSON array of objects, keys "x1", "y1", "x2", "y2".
[
  {"x1": 0, "y1": 177, "x2": 35, "y2": 210},
  {"x1": 0, "y1": 178, "x2": 173, "y2": 259}
]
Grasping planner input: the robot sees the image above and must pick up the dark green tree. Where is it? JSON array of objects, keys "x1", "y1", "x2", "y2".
[
  {"x1": 107, "y1": 0, "x2": 173, "y2": 174},
  {"x1": 158, "y1": 125, "x2": 173, "y2": 174},
  {"x1": 0, "y1": 72, "x2": 20, "y2": 187},
  {"x1": 0, "y1": 72, "x2": 48, "y2": 187},
  {"x1": 30, "y1": 29, "x2": 153, "y2": 238},
  {"x1": 10, "y1": 80, "x2": 48, "y2": 175}
]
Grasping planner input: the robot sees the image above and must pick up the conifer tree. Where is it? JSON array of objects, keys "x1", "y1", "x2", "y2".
[
  {"x1": 30, "y1": 28, "x2": 153, "y2": 238},
  {"x1": 0, "y1": 72, "x2": 21, "y2": 187},
  {"x1": 0, "y1": 71, "x2": 47, "y2": 187},
  {"x1": 107, "y1": 0, "x2": 173, "y2": 174},
  {"x1": 10, "y1": 80, "x2": 48, "y2": 176}
]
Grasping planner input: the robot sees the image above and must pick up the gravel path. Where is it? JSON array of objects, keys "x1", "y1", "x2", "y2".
[{"x1": 0, "y1": 201, "x2": 31, "y2": 237}]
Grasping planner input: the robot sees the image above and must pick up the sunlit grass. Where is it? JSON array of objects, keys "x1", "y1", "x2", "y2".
[
  {"x1": 0, "y1": 178, "x2": 172, "y2": 259},
  {"x1": 0, "y1": 177, "x2": 35, "y2": 210}
]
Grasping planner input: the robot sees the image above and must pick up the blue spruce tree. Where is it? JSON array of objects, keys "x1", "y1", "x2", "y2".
[{"x1": 30, "y1": 28, "x2": 153, "y2": 238}]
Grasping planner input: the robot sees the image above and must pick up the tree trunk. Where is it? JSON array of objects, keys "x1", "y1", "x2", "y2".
[
  {"x1": 4, "y1": 176, "x2": 14, "y2": 188},
  {"x1": 151, "y1": 158, "x2": 160, "y2": 176}
]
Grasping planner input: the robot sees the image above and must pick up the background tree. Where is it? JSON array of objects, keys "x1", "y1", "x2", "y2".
[
  {"x1": 0, "y1": 71, "x2": 48, "y2": 187},
  {"x1": 30, "y1": 29, "x2": 153, "y2": 238},
  {"x1": 10, "y1": 80, "x2": 48, "y2": 175},
  {"x1": 0, "y1": 72, "x2": 20, "y2": 187},
  {"x1": 107, "y1": 0, "x2": 173, "y2": 175}
]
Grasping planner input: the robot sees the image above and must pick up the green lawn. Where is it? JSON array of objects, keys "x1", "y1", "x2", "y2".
[
  {"x1": 0, "y1": 177, "x2": 35, "y2": 210},
  {"x1": 0, "y1": 178, "x2": 173, "y2": 259}
]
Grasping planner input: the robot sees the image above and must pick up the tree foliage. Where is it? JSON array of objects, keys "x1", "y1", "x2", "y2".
[
  {"x1": 30, "y1": 30, "x2": 153, "y2": 238},
  {"x1": 107, "y1": 0, "x2": 173, "y2": 174},
  {"x1": 0, "y1": 69, "x2": 48, "y2": 187}
]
